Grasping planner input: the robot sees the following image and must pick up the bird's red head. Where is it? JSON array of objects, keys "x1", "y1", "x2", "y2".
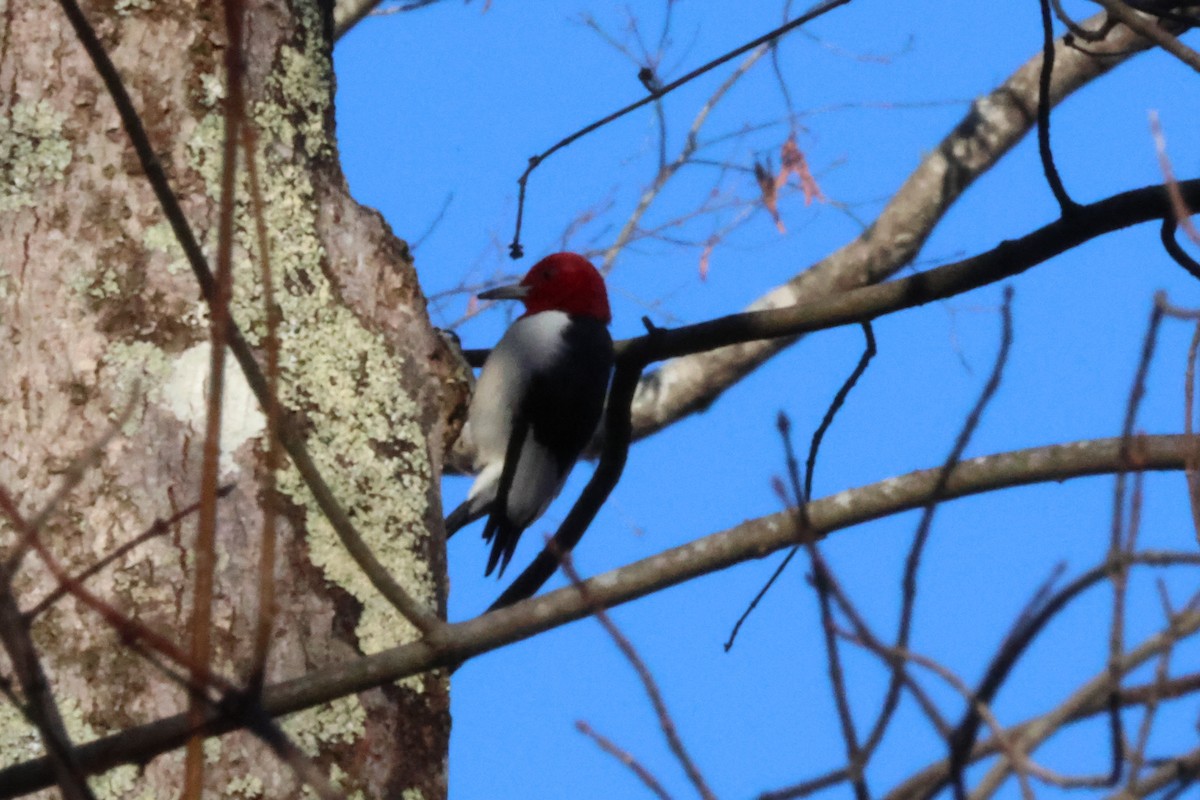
[{"x1": 518, "y1": 252, "x2": 611, "y2": 323}]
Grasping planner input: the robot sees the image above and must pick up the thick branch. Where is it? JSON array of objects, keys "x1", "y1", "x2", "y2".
[
  {"x1": 611, "y1": 179, "x2": 1200, "y2": 366},
  {"x1": 1, "y1": 434, "x2": 1196, "y2": 795},
  {"x1": 626, "y1": 11, "x2": 1176, "y2": 440}
]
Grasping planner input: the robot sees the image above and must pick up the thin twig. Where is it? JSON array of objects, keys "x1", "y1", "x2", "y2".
[
  {"x1": 853, "y1": 636, "x2": 1038, "y2": 800},
  {"x1": 3, "y1": 481, "x2": 343, "y2": 798},
  {"x1": 599, "y1": 39, "x2": 773, "y2": 274},
  {"x1": 7, "y1": 452, "x2": 1200, "y2": 794},
  {"x1": 576, "y1": 720, "x2": 675, "y2": 800},
  {"x1": 1124, "y1": 581, "x2": 1178, "y2": 789},
  {"x1": 1101, "y1": 299, "x2": 1167, "y2": 788},
  {"x1": 1160, "y1": 219, "x2": 1200, "y2": 280},
  {"x1": 866, "y1": 287, "x2": 1015, "y2": 767},
  {"x1": 241, "y1": 104, "x2": 280, "y2": 695},
  {"x1": 1149, "y1": 111, "x2": 1200, "y2": 244},
  {"x1": 946, "y1": 562, "x2": 1067, "y2": 798},
  {"x1": 184, "y1": 0, "x2": 245, "y2": 790},
  {"x1": 4, "y1": 392, "x2": 138, "y2": 571},
  {"x1": 908, "y1": 551, "x2": 1200, "y2": 799},
  {"x1": 1037, "y1": 0, "x2": 1079, "y2": 214},
  {"x1": 1184, "y1": 312, "x2": 1200, "y2": 544},
  {"x1": 559, "y1": 553, "x2": 716, "y2": 800},
  {"x1": 1050, "y1": 0, "x2": 1110, "y2": 41},
  {"x1": 778, "y1": 413, "x2": 868, "y2": 800},
  {"x1": 2, "y1": 504, "x2": 235, "y2": 695},
  {"x1": 1092, "y1": 0, "x2": 1200, "y2": 73},
  {"x1": 724, "y1": 322, "x2": 875, "y2": 650},
  {"x1": 897, "y1": 583, "x2": 1200, "y2": 800},
  {"x1": 806, "y1": 322, "x2": 878, "y2": 503},
  {"x1": 489, "y1": 177, "x2": 1200, "y2": 607},
  {"x1": 759, "y1": 767, "x2": 851, "y2": 800},
  {"x1": 0, "y1": 564, "x2": 95, "y2": 800},
  {"x1": 509, "y1": 0, "x2": 852, "y2": 257},
  {"x1": 824, "y1": 580, "x2": 952, "y2": 740}
]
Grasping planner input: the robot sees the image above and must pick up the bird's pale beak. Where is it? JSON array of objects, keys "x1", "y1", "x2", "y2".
[{"x1": 478, "y1": 283, "x2": 530, "y2": 301}]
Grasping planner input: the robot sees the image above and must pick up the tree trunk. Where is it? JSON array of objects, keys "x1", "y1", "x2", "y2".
[{"x1": 0, "y1": 0, "x2": 457, "y2": 795}]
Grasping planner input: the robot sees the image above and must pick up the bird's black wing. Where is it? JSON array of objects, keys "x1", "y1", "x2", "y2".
[
  {"x1": 482, "y1": 412, "x2": 531, "y2": 576},
  {"x1": 482, "y1": 317, "x2": 613, "y2": 577}
]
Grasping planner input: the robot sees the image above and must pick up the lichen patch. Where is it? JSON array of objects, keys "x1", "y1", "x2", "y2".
[{"x1": 0, "y1": 99, "x2": 73, "y2": 211}]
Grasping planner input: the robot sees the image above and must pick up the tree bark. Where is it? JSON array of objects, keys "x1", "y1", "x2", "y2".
[{"x1": 0, "y1": 0, "x2": 458, "y2": 795}]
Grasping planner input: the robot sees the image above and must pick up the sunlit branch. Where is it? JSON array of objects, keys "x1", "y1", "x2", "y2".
[
  {"x1": 4, "y1": 434, "x2": 1199, "y2": 794},
  {"x1": 623, "y1": 12, "x2": 1181, "y2": 443}
]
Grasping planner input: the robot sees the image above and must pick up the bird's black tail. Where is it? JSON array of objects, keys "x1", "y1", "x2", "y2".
[
  {"x1": 482, "y1": 517, "x2": 522, "y2": 578},
  {"x1": 445, "y1": 496, "x2": 490, "y2": 539}
]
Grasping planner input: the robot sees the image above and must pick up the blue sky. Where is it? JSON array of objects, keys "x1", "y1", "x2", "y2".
[{"x1": 335, "y1": 3, "x2": 1200, "y2": 797}]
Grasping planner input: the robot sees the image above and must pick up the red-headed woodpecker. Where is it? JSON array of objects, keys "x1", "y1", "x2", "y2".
[{"x1": 446, "y1": 252, "x2": 614, "y2": 577}]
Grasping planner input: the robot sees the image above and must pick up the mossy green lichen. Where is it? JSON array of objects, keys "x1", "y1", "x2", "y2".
[
  {"x1": 114, "y1": 0, "x2": 153, "y2": 14},
  {"x1": 241, "y1": 0, "x2": 435, "y2": 657},
  {"x1": 270, "y1": 45, "x2": 333, "y2": 159},
  {"x1": 101, "y1": 340, "x2": 176, "y2": 434},
  {"x1": 185, "y1": 112, "x2": 228, "y2": 192},
  {"x1": 0, "y1": 266, "x2": 12, "y2": 323},
  {"x1": 281, "y1": 694, "x2": 367, "y2": 756},
  {"x1": 60, "y1": 695, "x2": 141, "y2": 799},
  {"x1": 142, "y1": 220, "x2": 190, "y2": 276},
  {"x1": 171, "y1": 0, "x2": 436, "y2": 652},
  {"x1": 94, "y1": 0, "x2": 434, "y2": 769},
  {"x1": 0, "y1": 698, "x2": 43, "y2": 771},
  {"x1": 0, "y1": 695, "x2": 139, "y2": 799},
  {"x1": 0, "y1": 99, "x2": 73, "y2": 211},
  {"x1": 224, "y1": 774, "x2": 265, "y2": 798}
]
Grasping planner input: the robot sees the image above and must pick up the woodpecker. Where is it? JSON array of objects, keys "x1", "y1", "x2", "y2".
[{"x1": 446, "y1": 252, "x2": 614, "y2": 577}]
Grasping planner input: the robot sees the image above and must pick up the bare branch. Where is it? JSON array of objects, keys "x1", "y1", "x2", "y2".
[
  {"x1": 509, "y1": 0, "x2": 852, "y2": 258},
  {"x1": 625, "y1": 12, "x2": 1180, "y2": 442},
  {"x1": 488, "y1": 178, "x2": 1197, "y2": 606},
  {"x1": 725, "y1": 323, "x2": 875, "y2": 650},
  {"x1": 183, "y1": 0, "x2": 247, "y2": 789},
  {"x1": 25, "y1": 489, "x2": 234, "y2": 620},
  {"x1": 892, "y1": 573, "x2": 1200, "y2": 799},
  {"x1": 576, "y1": 720, "x2": 676, "y2": 800},
  {"x1": 778, "y1": 414, "x2": 868, "y2": 799},
  {"x1": 242, "y1": 105, "x2": 282, "y2": 695},
  {"x1": 0, "y1": 565, "x2": 95, "y2": 800},
  {"x1": 1124, "y1": 582, "x2": 1179, "y2": 790},
  {"x1": 5, "y1": 434, "x2": 1200, "y2": 794},
  {"x1": 1150, "y1": 111, "x2": 1200, "y2": 244},
  {"x1": 560, "y1": 554, "x2": 715, "y2": 800},
  {"x1": 1036, "y1": 0, "x2": 1080, "y2": 213},
  {"x1": 872, "y1": 287, "x2": 1014, "y2": 792},
  {"x1": 1092, "y1": 0, "x2": 1200, "y2": 72}
]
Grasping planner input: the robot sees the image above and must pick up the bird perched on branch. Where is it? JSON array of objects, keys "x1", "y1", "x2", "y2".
[{"x1": 446, "y1": 252, "x2": 614, "y2": 577}]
